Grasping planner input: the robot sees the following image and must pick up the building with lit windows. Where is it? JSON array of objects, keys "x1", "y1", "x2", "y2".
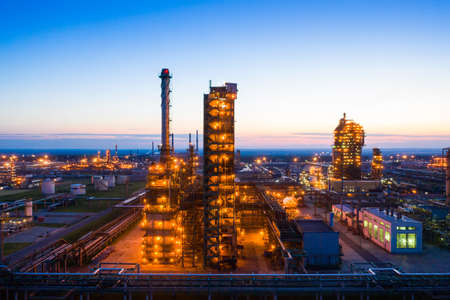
[
  {"x1": 331, "y1": 113, "x2": 365, "y2": 180},
  {"x1": 360, "y1": 208, "x2": 422, "y2": 254}
]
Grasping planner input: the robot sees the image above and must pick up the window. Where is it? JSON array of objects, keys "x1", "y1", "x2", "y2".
[
  {"x1": 397, "y1": 226, "x2": 406, "y2": 231},
  {"x1": 408, "y1": 226, "x2": 416, "y2": 230},
  {"x1": 364, "y1": 220, "x2": 368, "y2": 228},
  {"x1": 369, "y1": 223, "x2": 373, "y2": 236},
  {"x1": 385, "y1": 231, "x2": 390, "y2": 242},
  {"x1": 379, "y1": 228, "x2": 384, "y2": 243},
  {"x1": 407, "y1": 233, "x2": 416, "y2": 248},
  {"x1": 373, "y1": 225, "x2": 378, "y2": 239},
  {"x1": 397, "y1": 233, "x2": 407, "y2": 248}
]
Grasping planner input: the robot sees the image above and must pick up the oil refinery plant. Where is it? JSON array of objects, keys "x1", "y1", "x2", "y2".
[{"x1": 0, "y1": 68, "x2": 450, "y2": 300}]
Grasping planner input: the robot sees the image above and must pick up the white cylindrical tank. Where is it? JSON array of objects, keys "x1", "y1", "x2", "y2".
[
  {"x1": 105, "y1": 175, "x2": 116, "y2": 188},
  {"x1": 94, "y1": 179, "x2": 109, "y2": 191},
  {"x1": 117, "y1": 175, "x2": 129, "y2": 185},
  {"x1": 25, "y1": 201, "x2": 33, "y2": 217},
  {"x1": 41, "y1": 178, "x2": 55, "y2": 195},
  {"x1": 70, "y1": 184, "x2": 86, "y2": 195}
]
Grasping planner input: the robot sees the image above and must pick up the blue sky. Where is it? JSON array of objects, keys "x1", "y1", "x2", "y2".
[{"x1": 1, "y1": 0, "x2": 450, "y2": 149}]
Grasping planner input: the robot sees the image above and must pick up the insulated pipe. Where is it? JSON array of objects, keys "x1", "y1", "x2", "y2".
[
  {"x1": 446, "y1": 149, "x2": 450, "y2": 206},
  {"x1": 159, "y1": 68, "x2": 171, "y2": 162}
]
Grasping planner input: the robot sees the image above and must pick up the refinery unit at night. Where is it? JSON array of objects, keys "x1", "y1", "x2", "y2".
[{"x1": 0, "y1": 68, "x2": 450, "y2": 299}]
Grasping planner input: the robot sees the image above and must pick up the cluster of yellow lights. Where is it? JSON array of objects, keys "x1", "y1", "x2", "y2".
[
  {"x1": 333, "y1": 118, "x2": 365, "y2": 179},
  {"x1": 309, "y1": 165, "x2": 327, "y2": 190},
  {"x1": 141, "y1": 155, "x2": 193, "y2": 265},
  {"x1": 37, "y1": 155, "x2": 51, "y2": 166},
  {"x1": 60, "y1": 153, "x2": 135, "y2": 171},
  {"x1": 427, "y1": 157, "x2": 448, "y2": 169}
]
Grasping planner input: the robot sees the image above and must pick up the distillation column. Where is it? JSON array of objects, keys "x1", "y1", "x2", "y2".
[
  {"x1": 203, "y1": 82, "x2": 238, "y2": 269},
  {"x1": 141, "y1": 68, "x2": 181, "y2": 266},
  {"x1": 160, "y1": 68, "x2": 172, "y2": 163},
  {"x1": 371, "y1": 148, "x2": 383, "y2": 180}
]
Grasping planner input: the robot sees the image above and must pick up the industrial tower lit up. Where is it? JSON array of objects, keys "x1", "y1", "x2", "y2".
[
  {"x1": 203, "y1": 82, "x2": 238, "y2": 269},
  {"x1": 371, "y1": 148, "x2": 383, "y2": 180},
  {"x1": 141, "y1": 68, "x2": 182, "y2": 265},
  {"x1": 332, "y1": 113, "x2": 365, "y2": 180},
  {"x1": 160, "y1": 68, "x2": 172, "y2": 163}
]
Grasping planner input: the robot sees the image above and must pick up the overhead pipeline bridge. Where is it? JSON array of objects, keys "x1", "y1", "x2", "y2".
[{"x1": 0, "y1": 268, "x2": 449, "y2": 299}]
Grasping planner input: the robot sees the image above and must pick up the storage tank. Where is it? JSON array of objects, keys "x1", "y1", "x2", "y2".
[
  {"x1": 41, "y1": 178, "x2": 55, "y2": 195},
  {"x1": 105, "y1": 175, "x2": 116, "y2": 188},
  {"x1": 94, "y1": 178, "x2": 109, "y2": 191},
  {"x1": 117, "y1": 175, "x2": 129, "y2": 185},
  {"x1": 70, "y1": 183, "x2": 86, "y2": 195},
  {"x1": 25, "y1": 201, "x2": 33, "y2": 217}
]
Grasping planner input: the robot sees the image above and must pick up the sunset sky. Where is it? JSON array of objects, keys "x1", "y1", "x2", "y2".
[{"x1": 1, "y1": 0, "x2": 449, "y2": 149}]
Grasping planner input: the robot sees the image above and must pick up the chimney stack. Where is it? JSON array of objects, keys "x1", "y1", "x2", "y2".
[
  {"x1": 446, "y1": 148, "x2": 450, "y2": 206},
  {"x1": 159, "y1": 68, "x2": 172, "y2": 162}
]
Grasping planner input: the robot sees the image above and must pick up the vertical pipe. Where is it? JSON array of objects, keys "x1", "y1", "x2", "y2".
[
  {"x1": 196, "y1": 130, "x2": 199, "y2": 152},
  {"x1": 446, "y1": 149, "x2": 450, "y2": 206},
  {"x1": 171, "y1": 133, "x2": 175, "y2": 154},
  {"x1": 159, "y1": 68, "x2": 171, "y2": 162}
]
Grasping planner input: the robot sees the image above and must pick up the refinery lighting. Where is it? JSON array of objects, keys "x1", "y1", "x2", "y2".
[{"x1": 332, "y1": 113, "x2": 365, "y2": 181}]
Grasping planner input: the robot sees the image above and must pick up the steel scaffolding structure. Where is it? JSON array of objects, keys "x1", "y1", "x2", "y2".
[
  {"x1": 371, "y1": 147, "x2": 384, "y2": 179},
  {"x1": 142, "y1": 162, "x2": 183, "y2": 265},
  {"x1": 203, "y1": 82, "x2": 237, "y2": 269}
]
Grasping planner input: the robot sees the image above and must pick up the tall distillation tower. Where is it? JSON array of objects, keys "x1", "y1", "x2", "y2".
[
  {"x1": 371, "y1": 148, "x2": 383, "y2": 180},
  {"x1": 203, "y1": 82, "x2": 238, "y2": 269},
  {"x1": 160, "y1": 68, "x2": 172, "y2": 163},
  {"x1": 141, "y1": 68, "x2": 182, "y2": 265},
  {"x1": 332, "y1": 113, "x2": 365, "y2": 180}
]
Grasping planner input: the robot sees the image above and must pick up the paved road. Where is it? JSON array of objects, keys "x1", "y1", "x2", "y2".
[{"x1": 336, "y1": 224, "x2": 382, "y2": 263}]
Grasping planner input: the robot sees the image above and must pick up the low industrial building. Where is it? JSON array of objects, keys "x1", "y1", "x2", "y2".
[
  {"x1": 360, "y1": 208, "x2": 422, "y2": 253},
  {"x1": 332, "y1": 204, "x2": 356, "y2": 227},
  {"x1": 295, "y1": 219, "x2": 340, "y2": 268},
  {"x1": 329, "y1": 179, "x2": 382, "y2": 193}
]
